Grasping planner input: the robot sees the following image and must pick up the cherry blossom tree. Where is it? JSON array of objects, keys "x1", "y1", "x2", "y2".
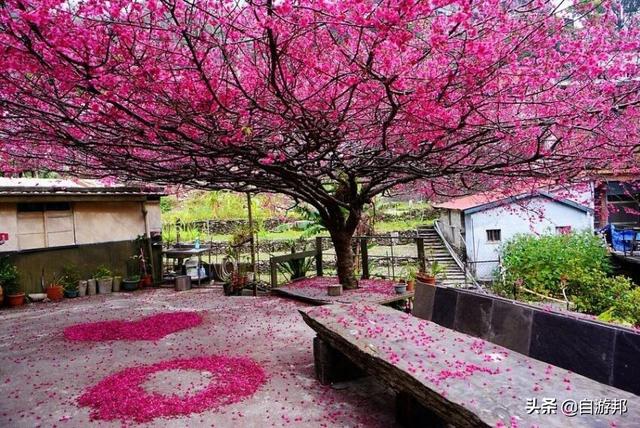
[{"x1": 1, "y1": 0, "x2": 639, "y2": 288}]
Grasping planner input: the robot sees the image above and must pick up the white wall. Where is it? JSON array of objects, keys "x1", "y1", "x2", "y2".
[
  {"x1": 74, "y1": 201, "x2": 147, "y2": 245},
  {"x1": 465, "y1": 196, "x2": 594, "y2": 280},
  {"x1": 0, "y1": 203, "x2": 18, "y2": 252},
  {"x1": 438, "y1": 209, "x2": 464, "y2": 248},
  {"x1": 1, "y1": 200, "x2": 158, "y2": 252},
  {"x1": 144, "y1": 201, "x2": 162, "y2": 234}
]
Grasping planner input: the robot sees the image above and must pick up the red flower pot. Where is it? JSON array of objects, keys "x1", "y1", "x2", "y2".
[
  {"x1": 7, "y1": 293, "x2": 25, "y2": 307},
  {"x1": 46, "y1": 285, "x2": 64, "y2": 301},
  {"x1": 416, "y1": 274, "x2": 436, "y2": 285},
  {"x1": 140, "y1": 275, "x2": 153, "y2": 288}
]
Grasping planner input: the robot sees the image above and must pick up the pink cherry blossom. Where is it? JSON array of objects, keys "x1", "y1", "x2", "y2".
[{"x1": 1, "y1": 0, "x2": 638, "y2": 286}]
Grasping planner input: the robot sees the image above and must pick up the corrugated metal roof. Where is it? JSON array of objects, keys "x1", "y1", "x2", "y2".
[{"x1": 0, "y1": 178, "x2": 165, "y2": 197}]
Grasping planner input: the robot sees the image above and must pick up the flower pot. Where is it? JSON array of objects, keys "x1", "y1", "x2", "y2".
[
  {"x1": 112, "y1": 276, "x2": 122, "y2": 292},
  {"x1": 394, "y1": 284, "x2": 407, "y2": 294},
  {"x1": 78, "y1": 280, "x2": 88, "y2": 297},
  {"x1": 46, "y1": 285, "x2": 64, "y2": 301},
  {"x1": 140, "y1": 274, "x2": 152, "y2": 288},
  {"x1": 87, "y1": 279, "x2": 97, "y2": 296},
  {"x1": 97, "y1": 277, "x2": 113, "y2": 294},
  {"x1": 327, "y1": 284, "x2": 343, "y2": 296},
  {"x1": 416, "y1": 274, "x2": 436, "y2": 285},
  {"x1": 7, "y1": 292, "x2": 25, "y2": 307},
  {"x1": 64, "y1": 289, "x2": 79, "y2": 298},
  {"x1": 122, "y1": 279, "x2": 139, "y2": 292},
  {"x1": 406, "y1": 280, "x2": 415, "y2": 292},
  {"x1": 28, "y1": 293, "x2": 46, "y2": 302}
]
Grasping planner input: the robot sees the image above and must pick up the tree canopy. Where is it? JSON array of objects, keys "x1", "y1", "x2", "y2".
[{"x1": 1, "y1": 0, "x2": 639, "y2": 286}]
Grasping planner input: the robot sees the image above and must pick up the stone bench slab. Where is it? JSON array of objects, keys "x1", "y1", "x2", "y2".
[{"x1": 299, "y1": 303, "x2": 640, "y2": 428}]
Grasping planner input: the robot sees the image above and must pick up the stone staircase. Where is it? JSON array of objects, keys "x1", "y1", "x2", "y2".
[{"x1": 416, "y1": 225, "x2": 468, "y2": 287}]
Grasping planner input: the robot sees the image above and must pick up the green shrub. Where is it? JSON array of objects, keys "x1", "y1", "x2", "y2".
[
  {"x1": 60, "y1": 264, "x2": 80, "y2": 291},
  {"x1": 0, "y1": 257, "x2": 20, "y2": 295},
  {"x1": 600, "y1": 287, "x2": 640, "y2": 327},
  {"x1": 94, "y1": 265, "x2": 112, "y2": 279},
  {"x1": 497, "y1": 231, "x2": 634, "y2": 315}
]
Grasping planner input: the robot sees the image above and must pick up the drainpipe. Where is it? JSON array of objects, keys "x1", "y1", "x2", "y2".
[{"x1": 141, "y1": 202, "x2": 156, "y2": 284}]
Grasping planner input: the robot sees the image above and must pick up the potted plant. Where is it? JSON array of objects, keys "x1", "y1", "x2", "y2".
[
  {"x1": 1, "y1": 258, "x2": 24, "y2": 307},
  {"x1": 87, "y1": 277, "x2": 97, "y2": 295},
  {"x1": 394, "y1": 279, "x2": 407, "y2": 294},
  {"x1": 122, "y1": 257, "x2": 140, "y2": 292},
  {"x1": 61, "y1": 265, "x2": 80, "y2": 298},
  {"x1": 95, "y1": 265, "x2": 113, "y2": 294},
  {"x1": 78, "y1": 280, "x2": 88, "y2": 297},
  {"x1": 405, "y1": 263, "x2": 418, "y2": 292},
  {"x1": 63, "y1": 281, "x2": 79, "y2": 298},
  {"x1": 112, "y1": 272, "x2": 122, "y2": 292},
  {"x1": 416, "y1": 261, "x2": 445, "y2": 285},
  {"x1": 46, "y1": 275, "x2": 64, "y2": 301},
  {"x1": 122, "y1": 275, "x2": 140, "y2": 291},
  {"x1": 135, "y1": 236, "x2": 153, "y2": 288}
]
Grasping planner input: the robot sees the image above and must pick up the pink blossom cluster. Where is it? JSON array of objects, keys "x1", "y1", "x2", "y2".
[
  {"x1": 78, "y1": 355, "x2": 266, "y2": 422},
  {"x1": 64, "y1": 311, "x2": 203, "y2": 341}
]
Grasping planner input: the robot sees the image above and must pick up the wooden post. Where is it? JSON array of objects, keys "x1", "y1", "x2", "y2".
[
  {"x1": 270, "y1": 259, "x2": 278, "y2": 288},
  {"x1": 315, "y1": 236, "x2": 323, "y2": 277},
  {"x1": 416, "y1": 237, "x2": 426, "y2": 272},
  {"x1": 360, "y1": 237, "x2": 369, "y2": 279},
  {"x1": 247, "y1": 192, "x2": 257, "y2": 296}
]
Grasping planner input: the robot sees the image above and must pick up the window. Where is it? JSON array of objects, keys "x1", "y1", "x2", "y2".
[
  {"x1": 486, "y1": 229, "x2": 501, "y2": 242},
  {"x1": 556, "y1": 226, "x2": 572, "y2": 235},
  {"x1": 17, "y1": 202, "x2": 75, "y2": 250}
]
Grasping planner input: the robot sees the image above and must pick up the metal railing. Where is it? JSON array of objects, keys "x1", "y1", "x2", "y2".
[{"x1": 433, "y1": 220, "x2": 485, "y2": 292}]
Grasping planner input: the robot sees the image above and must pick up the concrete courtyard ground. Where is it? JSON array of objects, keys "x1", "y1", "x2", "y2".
[{"x1": 0, "y1": 289, "x2": 398, "y2": 427}]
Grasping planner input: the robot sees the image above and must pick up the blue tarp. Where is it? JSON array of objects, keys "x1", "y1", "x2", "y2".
[{"x1": 602, "y1": 224, "x2": 640, "y2": 252}]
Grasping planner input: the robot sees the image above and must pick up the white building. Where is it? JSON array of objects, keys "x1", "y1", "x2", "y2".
[{"x1": 434, "y1": 187, "x2": 595, "y2": 281}]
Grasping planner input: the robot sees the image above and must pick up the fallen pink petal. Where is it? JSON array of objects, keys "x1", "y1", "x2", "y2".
[
  {"x1": 78, "y1": 355, "x2": 266, "y2": 422},
  {"x1": 63, "y1": 312, "x2": 203, "y2": 341}
]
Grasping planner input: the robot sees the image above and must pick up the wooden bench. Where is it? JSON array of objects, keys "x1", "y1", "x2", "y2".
[{"x1": 299, "y1": 303, "x2": 640, "y2": 428}]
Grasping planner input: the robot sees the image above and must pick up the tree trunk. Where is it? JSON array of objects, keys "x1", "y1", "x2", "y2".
[{"x1": 330, "y1": 229, "x2": 359, "y2": 289}]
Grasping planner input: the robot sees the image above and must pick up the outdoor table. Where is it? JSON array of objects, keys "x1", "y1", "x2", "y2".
[{"x1": 163, "y1": 246, "x2": 211, "y2": 287}]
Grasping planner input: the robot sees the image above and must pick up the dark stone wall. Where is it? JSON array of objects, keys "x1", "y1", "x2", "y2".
[
  {"x1": 413, "y1": 283, "x2": 640, "y2": 395},
  {"x1": 3, "y1": 240, "x2": 161, "y2": 294}
]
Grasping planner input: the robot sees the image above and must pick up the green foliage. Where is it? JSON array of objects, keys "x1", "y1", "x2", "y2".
[
  {"x1": 277, "y1": 243, "x2": 315, "y2": 281},
  {"x1": 403, "y1": 262, "x2": 418, "y2": 281},
  {"x1": 94, "y1": 265, "x2": 112, "y2": 279},
  {"x1": 60, "y1": 264, "x2": 80, "y2": 291},
  {"x1": 374, "y1": 218, "x2": 432, "y2": 233},
  {"x1": 291, "y1": 205, "x2": 327, "y2": 238},
  {"x1": 162, "y1": 191, "x2": 288, "y2": 225},
  {"x1": 159, "y1": 197, "x2": 175, "y2": 214},
  {"x1": 0, "y1": 257, "x2": 20, "y2": 295},
  {"x1": 428, "y1": 260, "x2": 445, "y2": 277},
  {"x1": 599, "y1": 287, "x2": 640, "y2": 327},
  {"x1": 498, "y1": 231, "x2": 636, "y2": 316}
]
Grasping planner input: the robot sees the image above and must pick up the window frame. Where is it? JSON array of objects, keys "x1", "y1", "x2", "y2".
[{"x1": 486, "y1": 229, "x2": 501, "y2": 243}]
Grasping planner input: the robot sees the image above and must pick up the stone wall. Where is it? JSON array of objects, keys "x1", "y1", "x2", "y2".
[
  {"x1": 413, "y1": 284, "x2": 640, "y2": 395},
  {"x1": 171, "y1": 209, "x2": 435, "y2": 235}
]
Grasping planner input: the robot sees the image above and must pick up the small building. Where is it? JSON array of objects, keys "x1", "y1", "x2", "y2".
[
  {"x1": 0, "y1": 178, "x2": 164, "y2": 293},
  {"x1": 593, "y1": 177, "x2": 640, "y2": 229},
  {"x1": 434, "y1": 187, "x2": 594, "y2": 281}
]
